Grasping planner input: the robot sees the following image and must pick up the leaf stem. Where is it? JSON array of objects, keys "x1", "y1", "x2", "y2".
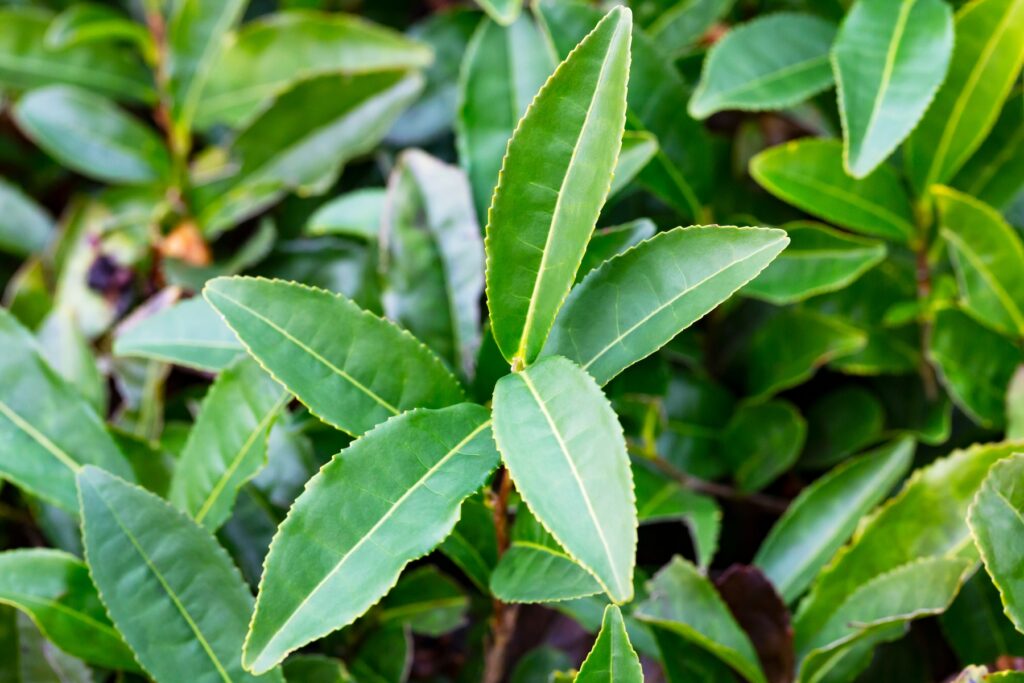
[
  {"x1": 913, "y1": 199, "x2": 939, "y2": 400},
  {"x1": 483, "y1": 467, "x2": 518, "y2": 683}
]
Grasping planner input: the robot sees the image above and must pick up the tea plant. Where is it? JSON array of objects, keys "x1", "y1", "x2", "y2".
[{"x1": 0, "y1": 0, "x2": 1022, "y2": 681}]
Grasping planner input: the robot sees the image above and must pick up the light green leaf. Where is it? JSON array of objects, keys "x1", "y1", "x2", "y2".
[
  {"x1": 0, "y1": 309, "x2": 132, "y2": 511},
  {"x1": 305, "y1": 189, "x2": 385, "y2": 240},
  {"x1": 379, "y1": 566, "x2": 468, "y2": 637},
  {"x1": 634, "y1": 461, "x2": 721, "y2": 570},
  {"x1": 77, "y1": 466, "x2": 283, "y2": 683},
  {"x1": 243, "y1": 405, "x2": 498, "y2": 673},
  {"x1": 929, "y1": 308, "x2": 1023, "y2": 428},
  {"x1": 165, "y1": 0, "x2": 246, "y2": 143},
  {"x1": 649, "y1": 0, "x2": 736, "y2": 58},
  {"x1": 744, "y1": 222, "x2": 886, "y2": 304},
  {"x1": 493, "y1": 356, "x2": 637, "y2": 603},
  {"x1": 689, "y1": 13, "x2": 836, "y2": 119},
  {"x1": 196, "y1": 11, "x2": 432, "y2": 130},
  {"x1": 577, "y1": 218, "x2": 656, "y2": 283},
  {"x1": 723, "y1": 399, "x2": 806, "y2": 492},
  {"x1": 636, "y1": 557, "x2": 768, "y2": 683},
  {"x1": 0, "y1": 7, "x2": 153, "y2": 102},
  {"x1": 744, "y1": 309, "x2": 866, "y2": 400},
  {"x1": 750, "y1": 138, "x2": 915, "y2": 242},
  {"x1": 904, "y1": 0, "x2": 1024, "y2": 193},
  {"x1": 485, "y1": 6, "x2": 631, "y2": 367},
  {"x1": 0, "y1": 549, "x2": 137, "y2": 671},
  {"x1": 114, "y1": 296, "x2": 244, "y2": 372},
  {"x1": 381, "y1": 149, "x2": 483, "y2": 375},
  {"x1": 37, "y1": 308, "x2": 107, "y2": 416},
  {"x1": 476, "y1": 0, "x2": 522, "y2": 25},
  {"x1": 832, "y1": 0, "x2": 954, "y2": 177},
  {"x1": 0, "y1": 178, "x2": 52, "y2": 257},
  {"x1": 610, "y1": 131, "x2": 658, "y2": 198},
  {"x1": 935, "y1": 185, "x2": 1024, "y2": 338},
  {"x1": 169, "y1": 357, "x2": 287, "y2": 531},
  {"x1": 576, "y1": 605, "x2": 644, "y2": 682},
  {"x1": 952, "y1": 88, "x2": 1024, "y2": 209},
  {"x1": 544, "y1": 226, "x2": 788, "y2": 386},
  {"x1": 755, "y1": 439, "x2": 915, "y2": 603},
  {"x1": 45, "y1": 4, "x2": 152, "y2": 52},
  {"x1": 14, "y1": 86, "x2": 171, "y2": 185},
  {"x1": 204, "y1": 277, "x2": 464, "y2": 436},
  {"x1": 1008, "y1": 367, "x2": 1024, "y2": 441},
  {"x1": 969, "y1": 454, "x2": 1024, "y2": 637}
]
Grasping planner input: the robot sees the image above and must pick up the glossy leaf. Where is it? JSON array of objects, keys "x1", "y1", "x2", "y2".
[
  {"x1": 904, "y1": 0, "x2": 1024, "y2": 193},
  {"x1": 204, "y1": 277, "x2": 464, "y2": 436},
  {"x1": 0, "y1": 309, "x2": 132, "y2": 511},
  {"x1": 195, "y1": 11, "x2": 432, "y2": 130},
  {"x1": 493, "y1": 356, "x2": 637, "y2": 603},
  {"x1": 745, "y1": 222, "x2": 885, "y2": 305},
  {"x1": 576, "y1": 605, "x2": 644, "y2": 682},
  {"x1": 636, "y1": 557, "x2": 768, "y2": 683},
  {"x1": 544, "y1": 226, "x2": 788, "y2": 386},
  {"x1": 952, "y1": 88, "x2": 1024, "y2": 209},
  {"x1": 723, "y1": 400, "x2": 807, "y2": 492},
  {"x1": 755, "y1": 439, "x2": 915, "y2": 603},
  {"x1": 689, "y1": 13, "x2": 837, "y2": 119},
  {"x1": 78, "y1": 466, "x2": 283, "y2": 683},
  {"x1": 306, "y1": 189, "x2": 385, "y2": 240},
  {"x1": 610, "y1": 131, "x2": 658, "y2": 198},
  {"x1": 832, "y1": 0, "x2": 954, "y2": 177},
  {"x1": 577, "y1": 219, "x2": 656, "y2": 282},
  {"x1": 0, "y1": 178, "x2": 52, "y2": 257},
  {"x1": 750, "y1": 138, "x2": 915, "y2": 242},
  {"x1": 485, "y1": 6, "x2": 631, "y2": 367},
  {"x1": 14, "y1": 86, "x2": 171, "y2": 185}
]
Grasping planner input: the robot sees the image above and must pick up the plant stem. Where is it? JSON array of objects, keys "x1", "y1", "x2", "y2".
[
  {"x1": 483, "y1": 468, "x2": 518, "y2": 683},
  {"x1": 913, "y1": 200, "x2": 939, "y2": 401}
]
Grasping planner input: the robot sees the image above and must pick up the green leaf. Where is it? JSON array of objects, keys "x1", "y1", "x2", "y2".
[
  {"x1": 485, "y1": 6, "x2": 631, "y2": 367},
  {"x1": 832, "y1": 0, "x2": 954, "y2": 177},
  {"x1": 941, "y1": 571, "x2": 1024, "y2": 665},
  {"x1": 723, "y1": 399, "x2": 807, "y2": 492},
  {"x1": 5, "y1": 609, "x2": 94, "y2": 683},
  {"x1": 438, "y1": 493, "x2": 498, "y2": 593},
  {"x1": 37, "y1": 308, "x2": 107, "y2": 416},
  {"x1": 689, "y1": 13, "x2": 837, "y2": 119},
  {"x1": 744, "y1": 309, "x2": 866, "y2": 400},
  {"x1": 456, "y1": 14, "x2": 555, "y2": 222},
  {"x1": 648, "y1": 0, "x2": 736, "y2": 58},
  {"x1": 634, "y1": 461, "x2": 721, "y2": 570},
  {"x1": 476, "y1": 0, "x2": 522, "y2": 25},
  {"x1": 930, "y1": 308, "x2": 1022, "y2": 428},
  {"x1": 576, "y1": 605, "x2": 644, "y2": 682},
  {"x1": 952, "y1": 88, "x2": 1024, "y2": 209},
  {"x1": 45, "y1": 4, "x2": 152, "y2": 52},
  {"x1": 636, "y1": 557, "x2": 768, "y2": 683},
  {"x1": 970, "y1": 454, "x2": 1024, "y2": 643},
  {"x1": 77, "y1": 466, "x2": 283, "y2": 683},
  {"x1": 493, "y1": 356, "x2": 637, "y2": 603},
  {"x1": 243, "y1": 404, "x2": 497, "y2": 673},
  {"x1": 14, "y1": 86, "x2": 171, "y2": 185},
  {"x1": 610, "y1": 131, "x2": 658, "y2": 198},
  {"x1": 381, "y1": 149, "x2": 483, "y2": 375},
  {"x1": 904, "y1": 0, "x2": 1024, "y2": 193},
  {"x1": 743, "y1": 222, "x2": 886, "y2": 304},
  {"x1": 750, "y1": 138, "x2": 915, "y2": 242},
  {"x1": 935, "y1": 185, "x2": 1024, "y2": 338},
  {"x1": 379, "y1": 566, "x2": 468, "y2": 637},
  {"x1": 169, "y1": 357, "x2": 287, "y2": 531},
  {"x1": 793, "y1": 439, "x2": 1024, "y2": 661},
  {"x1": 195, "y1": 11, "x2": 432, "y2": 130},
  {"x1": 114, "y1": 296, "x2": 244, "y2": 372},
  {"x1": 801, "y1": 386, "x2": 886, "y2": 469},
  {"x1": 576, "y1": 218, "x2": 656, "y2": 283},
  {"x1": 544, "y1": 226, "x2": 788, "y2": 386},
  {"x1": 305, "y1": 188, "x2": 385, "y2": 240},
  {"x1": 283, "y1": 655, "x2": 353, "y2": 683},
  {"x1": 165, "y1": 0, "x2": 246, "y2": 143},
  {"x1": 349, "y1": 625, "x2": 411, "y2": 683},
  {"x1": 0, "y1": 309, "x2": 132, "y2": 511},
  {"x1": 755, "y1": 439, "x2": 915, "y2": 603},
  {"x1": 656, "y1": 370, "x2": 736, "y2": 480},
  {"x1": 0, "y1": 549, "x2": 137, "y2": 671},
  {"x1": 0, "y1": 7, "x2": 153, "y2": 102},
  {"x1": 0, "y1": 178, "x2": 52, "y2": 257},
  {"x1": 204, "y1": 277, "x2": 464, "y2": 436}
]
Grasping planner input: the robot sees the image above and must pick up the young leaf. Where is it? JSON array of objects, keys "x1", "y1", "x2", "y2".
[
  {"x1": 636, "y1": 557, "x2": 768, "y2": 683},
  {"x1": 195, "y1": 11, "x2": 433, "y2": 130},
  {"x1": 723, "y1": 400, "x2": 807, "y2": 492},
  {"x1": 576, "y1": 605, "x2": 644, "y2": 682},
  {"x1": 14, "y1": 86, "x2": 171, "y2": 185},
  {"x1": 935, "y1": 186, "x2": 1024, "y2": 338},
  {"x1": 750, "y1": 138, "x2": 915, "y2": 242},
  {"x1": 169, "y1": 357, "x2": 288, "y2": 531},
  {"x1": 0, "y1": 309, "x2": 132, "y2": 511},
  {"x1": 755, "y1": 439, "x2": 915, "y2": 603},
  {"x1": 243, "y1": 405, "x2": 498, "y2": 673},
  {"x1": 904, "y1": 0, "x2": 1024, "y2": 193},
  {"x1": 114, "y1": 296, "x2": 244, "y2": 372},
  {"x1": 0, "y1": 179, "x2": 52, "y2": 257},
  {"x1": 744, "y1": 222, "x2": 885, "y2": 305},
  {"x1": 968, "y1": 455, "x2": 1024, "y2": 636},
  {"x1": 77, "y1": 466, "x2": 283, "y2": 683},
  {"x1": 544, "y1": 226, "x2": 789, "y2": 386},
  {"x1": 0, "y1": 549, "x2": 137, "y2": 671},
  {"x1": 832, "y1": 0, "x2": 954, "y2": 177},
  {"x1": 204, "y1": 277, "x2": 464, "y2": 436},
  {"x1": 485, "y1": 6, "x2": 632, "y2": 367},
  {"x1": 493, "y1": 356, "x2": 637, "y2": 603},
  {"x1": 689, "y1": 13, "x2": 837, "y2": 119},
  {"x1": 305, "y1": 188, "x2": 385, "y2": 240}
]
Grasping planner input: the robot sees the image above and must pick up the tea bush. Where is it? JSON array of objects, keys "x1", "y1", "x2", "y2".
[{"x1": 0, "y1": 0, "x2": 1023, "y2": 681}]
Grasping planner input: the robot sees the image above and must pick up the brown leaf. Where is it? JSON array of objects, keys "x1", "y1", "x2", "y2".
[{"x1": 715, "y1": 564, "x2": 794, "y2": 683}]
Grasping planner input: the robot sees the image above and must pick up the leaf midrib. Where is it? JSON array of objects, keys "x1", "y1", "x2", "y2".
[{"x1": 0, "y1": 400, "x2": 80, "y2": 473}]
